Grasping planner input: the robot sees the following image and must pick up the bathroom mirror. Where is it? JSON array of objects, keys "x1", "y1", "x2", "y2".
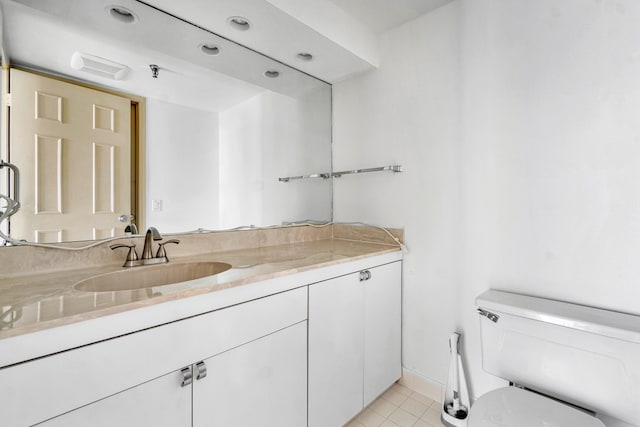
[{"x1": 0, "y1": 0, "x2": 332, "y2": 244}]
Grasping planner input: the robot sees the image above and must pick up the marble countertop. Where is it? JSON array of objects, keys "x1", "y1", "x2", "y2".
[{"x1": 0, "y1": 238, "x2": 400, "y2": 341}]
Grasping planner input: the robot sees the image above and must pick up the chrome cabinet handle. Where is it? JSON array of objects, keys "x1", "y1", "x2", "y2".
[
  {"x1": 359, "y1": 270, "x2": 372, "y2": 281},
  {"x1": 180, "y1": 366, "x2": 193, "y2": 387},
  {"x1": 195, "y1": 361, "x2": 207, "y2": 380},
  {"x1": 365, "y1": 270, "x2": 371, "y2": 280}
]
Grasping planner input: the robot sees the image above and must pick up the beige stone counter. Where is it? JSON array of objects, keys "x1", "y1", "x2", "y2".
[{"x1": 0, "y1": 238, "x2": 400, "y2": 341}]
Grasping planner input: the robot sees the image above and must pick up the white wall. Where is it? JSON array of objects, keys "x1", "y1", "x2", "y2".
[
  {"x1": 334, "y1": 0, "x2": 640, "y2": 401},
  {"x1": 333, "y1": 1, "x2": 462, "y2": 389},
  {"x1": 146, "y1": 99, "x2": 219, "y2": 232},
  {"x1": 458, "y1": 0, "x2": 640, "y2": 398},
  {"x1": 218, "y1": 89, "x2": 331, "y2": 229}
]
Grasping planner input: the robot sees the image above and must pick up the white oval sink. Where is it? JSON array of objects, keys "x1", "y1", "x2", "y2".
[{"x1": 74, "y1": 262, "x2": 232, "y2": 292}]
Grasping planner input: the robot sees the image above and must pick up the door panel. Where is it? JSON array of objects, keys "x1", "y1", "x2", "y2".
[
  {"x1": 308, "y1": 272, "x2": 364, "y2": 427},
  {"x1": 9, "y1": 68, "x2": 131, "y2": 242},
  {"x1": 37, "y1": 369, "x2": 191, "y2": 427},
  {"x1": 363, "y1": 262, "x2": 402, "y2": 405},
  {"x1": 193, "y1": 321, "x2": 308, "y2": 427}
]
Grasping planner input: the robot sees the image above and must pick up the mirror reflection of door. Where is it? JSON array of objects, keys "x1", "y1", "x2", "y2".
[{"x1": 9, "y1": 68, "x2": 137, "y2": 243}]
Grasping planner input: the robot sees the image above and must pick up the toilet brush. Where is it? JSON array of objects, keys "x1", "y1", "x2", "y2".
[{"x1": 442, "y1": 333, "x2": 470, "y2": 427}]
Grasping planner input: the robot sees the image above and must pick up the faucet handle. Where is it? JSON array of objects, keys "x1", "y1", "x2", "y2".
[
  {"x1": 156, "y1": 239, "x2": 180, "y2": 260},
  {"x1": 110, "y1": 243, "x2": 139, "y2": 265}
]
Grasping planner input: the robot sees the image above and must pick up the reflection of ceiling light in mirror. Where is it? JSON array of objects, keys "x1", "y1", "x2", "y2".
[
  {"x1": 264, "y1": 70, "x2": 280, "y2": 78},
  {"x1": 106, "y1": 5, "x2": 138, "y2": 23},
  {"x1": 70, "y1": 52, "x2": 129, "y2": 80},
  {"x1": 200, "y1": 43, "x2": 221, "y2": 56},
  {"x1": 227, "y1": 16, "x2": 251, "y2": 31},
  {"x1": 296, "y1": 53, "x2": 314, "y2": 62}
]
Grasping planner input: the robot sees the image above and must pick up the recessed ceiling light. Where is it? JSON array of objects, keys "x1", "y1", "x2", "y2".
[
  {"x1": 296, "y1": 52, "x2": 313, "y2": 62},
  {"x1": 106, "y1": 5, "x2": 137, "y2": 24},
  {"x1": 200, "y1": 43, "x2": 222, "y2": 56},
  {"x1": 264, "y1": 70, "x2": 280, "y2": 79},
  {"x1": 227, "y1": 16, "x2": 251, "y2": 31}
]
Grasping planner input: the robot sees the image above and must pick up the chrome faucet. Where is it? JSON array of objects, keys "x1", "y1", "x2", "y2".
[{"x1": 111, "y1": 227, "x2": 179, "y2": 267}]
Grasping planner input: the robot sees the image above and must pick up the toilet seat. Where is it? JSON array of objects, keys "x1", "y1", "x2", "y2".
[{"x1": 467, "y1": 387, "x2": 606, "y2": 427}]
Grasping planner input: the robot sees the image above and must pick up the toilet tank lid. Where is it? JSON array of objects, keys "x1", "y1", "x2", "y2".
[{"x1": 475, "y1": 290, "x2": 640, "y2": 344}]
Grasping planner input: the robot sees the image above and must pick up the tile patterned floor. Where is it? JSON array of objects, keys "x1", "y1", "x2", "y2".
[{"x1": 345, "y1": 383, "x2": 446, "y2": 427}]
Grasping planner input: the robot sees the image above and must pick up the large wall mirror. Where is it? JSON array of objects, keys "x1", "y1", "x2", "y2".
[{"x1": 0, "y1": 0, "x2": 332, "y2": 244}]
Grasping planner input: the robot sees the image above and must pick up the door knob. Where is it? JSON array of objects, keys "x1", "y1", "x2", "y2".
[{"x1": 119, "y1": 214, "x2": 134, "y2": 223}]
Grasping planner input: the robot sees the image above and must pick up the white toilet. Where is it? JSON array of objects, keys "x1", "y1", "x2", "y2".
[{"x1": 469, "y1": 290, "x2": 640, "y2": 427}]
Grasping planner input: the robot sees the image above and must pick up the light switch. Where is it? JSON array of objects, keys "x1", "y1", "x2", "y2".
[{"x1": 152, "y1": 199, "x2": 163, "y2": 212}]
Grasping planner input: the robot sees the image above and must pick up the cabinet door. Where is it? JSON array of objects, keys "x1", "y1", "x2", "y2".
[
  {"x1": 193, "y1": 321, "x2": 307, "y2": 427},
  {"x1": 363, "y1": 262, "x2": 402, "y2": 405},
  {"x1": 308, "y1": 271, "x2": 364, "y2": 427},
  {"x1": 37, "y1": 369, "x2": 191, "y2": 427}
]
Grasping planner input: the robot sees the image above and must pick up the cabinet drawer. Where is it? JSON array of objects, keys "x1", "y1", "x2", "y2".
[{"x1": 0, "y1": 286, "x2": 307, "y2": 426}]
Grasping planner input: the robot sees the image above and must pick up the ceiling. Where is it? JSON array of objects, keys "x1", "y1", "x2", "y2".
[
  {"x1": 3, "y1": 0, "x2": 455, "y2": 90},
  {"x1": 142, "y1": 0, "x2": 454, "y2": 82},
  {"x1": 3, "y1": 0, "x2": 327, "y2": 112},
  {"x1": 327, "y1": 0, "x2": 454, "y2": 34}
]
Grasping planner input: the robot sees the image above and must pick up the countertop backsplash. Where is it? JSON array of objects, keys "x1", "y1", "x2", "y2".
[{"x1": 0, "y1": 224, "x2": 403, "y2": 278}]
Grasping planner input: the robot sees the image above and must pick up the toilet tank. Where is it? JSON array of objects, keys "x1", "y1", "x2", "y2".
[{"x1": 476, "y1": 290, "x2": 640, "y2": 427}]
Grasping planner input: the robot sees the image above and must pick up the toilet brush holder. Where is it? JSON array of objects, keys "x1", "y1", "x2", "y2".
[{"x1": 441, "y1": 333, "x2": 470, "y2": 427}]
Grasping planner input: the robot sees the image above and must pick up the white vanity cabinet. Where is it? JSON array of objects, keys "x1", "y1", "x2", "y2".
[
  {"x1": 308, "y1": 261, "x2": 402, "y2": 427},
  {"x1": 0, "y1": 251, "x2": 403, "y2": 427},
  {"x1": 37, "y1": 368, "x2": 192, "y2": 427},
  {"x1": 38, "y1": 322, "x2": 307, "y2": 427},
  {"x1": 193, "y1": 321, "x2": 307, "y2": 427},
  {"x1": 1, "y1": 287, "x2": 308, "y2": 427}
]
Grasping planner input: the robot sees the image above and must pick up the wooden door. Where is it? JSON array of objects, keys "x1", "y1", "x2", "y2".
[
  {"x1": 308, "y1": 272, "x2": 364, "y2": 427},
  {"x1": 9, "y1": 68, "x2": 131, "y2": 242},
  {"x1": 192, "y1": 321, "x2": 308, "y2": 427}
]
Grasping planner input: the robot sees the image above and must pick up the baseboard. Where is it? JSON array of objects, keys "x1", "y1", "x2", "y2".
[{"x1": 398, "y1": 368, "x2": 443, "y2": 403}]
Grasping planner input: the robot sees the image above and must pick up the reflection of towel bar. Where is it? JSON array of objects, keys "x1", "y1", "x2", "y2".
[
  {"x1": 278, "y1": 165, "x2": 402, "y2": 182},
  {"x1": 278, "y1": 173, "x2": 331, "y2": 182},
  {"x1": 0, "y1": 160, "x2": 21, "y2": 203}
]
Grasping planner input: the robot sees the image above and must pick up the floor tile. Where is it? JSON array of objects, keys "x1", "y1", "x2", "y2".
[
  {"x1": 421, "y1": 406, "x2": 444, "y2": 427},
  {"x1": 369, "y1": 397, "x2": 397, "y2": 418},
  {"x1": 381, "y1": 388, "x2": 410, "y2": 406},
  {"x1": 387, "y1": 408, "x2": 418, "y2": 427},
  {"x1": 356, "y1": 408, "x2": 385, "y2": 427},
  {"x1": 391, "y1": 383, "x2": 413, "y2": 396},
  {"x1": 345, "y1": 383, "x2": 442, "y2": 427},
  {"x1": 399, "y1": 397, "x2": 429, "y2": 418},
  {"x1": 410, "y1": 391, "x2": 435, "y2": 407}
]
